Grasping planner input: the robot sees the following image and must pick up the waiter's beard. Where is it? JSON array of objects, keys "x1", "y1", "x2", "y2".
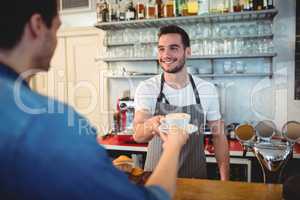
[{"x1": 160, "y1": 57, "x2": 186, "y2": 74}]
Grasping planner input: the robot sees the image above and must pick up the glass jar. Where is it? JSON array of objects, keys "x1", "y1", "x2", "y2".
[
  {"x1": 223, "y1": 61, "x2": 233, "y2": 74},
  {"x1": 235, "y1": 61, "x2": 246, "y2": 73}
]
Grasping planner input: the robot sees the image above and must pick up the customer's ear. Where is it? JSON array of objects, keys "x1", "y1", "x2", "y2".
[{"x1": 27, "y1": 14, "x2": 46, "y2": 39}]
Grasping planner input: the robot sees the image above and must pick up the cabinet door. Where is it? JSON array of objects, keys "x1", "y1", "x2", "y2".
[
  {"x1": 31, "y1": 37, "x2": 68, "y2": 103},
  {"x1": 66, "y1": 30, "x2": 108, "y2": 130}
]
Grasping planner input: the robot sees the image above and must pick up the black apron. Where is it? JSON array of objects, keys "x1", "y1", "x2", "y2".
[{"x1": 144, "y1": 74, "x2": 207, "y2": 178}]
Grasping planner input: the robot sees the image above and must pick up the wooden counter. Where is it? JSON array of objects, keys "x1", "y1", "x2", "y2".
[{"x1": 174, "y1": 178, "x2": 282, "y2": 200}]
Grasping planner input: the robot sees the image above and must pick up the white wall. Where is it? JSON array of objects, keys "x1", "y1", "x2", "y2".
[
  {"x1": 60, "y1": 11, "x2": 97, "y2": 28},
  {"x1": 279, "y1": 0, "x2": 300, "y2": 121},
  {"x1": 268, "y1": 0, "x2": 300, "y2": 125}
]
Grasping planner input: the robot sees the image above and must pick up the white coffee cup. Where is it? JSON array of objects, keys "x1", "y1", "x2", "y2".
[{"x1": 160, "y1": 113, "x2": 191, "y2": 129}]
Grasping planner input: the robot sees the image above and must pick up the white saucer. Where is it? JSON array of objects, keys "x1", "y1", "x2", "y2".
[{"x1": 159, "y1": 124, "x2": 198, "y2": 134}]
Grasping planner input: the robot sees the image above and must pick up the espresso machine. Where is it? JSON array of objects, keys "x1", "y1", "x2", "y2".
[
  {"x1": 115, "y1": 97, "x2": 135, "y2": 134},
  {"x1": 234, "y1": 120, "x2": 300, "y2": 183}
]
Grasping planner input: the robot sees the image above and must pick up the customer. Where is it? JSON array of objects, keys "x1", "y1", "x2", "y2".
[
  {"x1": 133, "y1": 25, "x2": 229, "y2": 179},
  {"x1": 0, "y1": 1, "x2": 189, "y2": 199}
]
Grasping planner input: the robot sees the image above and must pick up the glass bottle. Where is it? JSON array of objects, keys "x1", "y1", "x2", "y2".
[
  {"x1": 198, "y1": 0, "x2": 209, "y2": 14},
  {"x1": 146, "y1": 0, "x2": 157, "y2": 19},
  {"x1": 156, "y1": 0, "x2": 163, "y2": 18},
  {"x1": 175, "y1": 0, "x2": 186, "y2": 16},
  {"x1": 181, "y1": 1, "x2": 188, "y2": 16},
  {"x1": 175, "y1": 0, "x2": 181, "y2": 16},
  {"x1": 223, "y1": 0, "x2": 230, "y2": 12},
  {"x1": 136, "y1": 1, "x2": 145, "y2": 19},
  {"x1": 263, "y1": 0, "x2": 267, "y2": 9},
  {"x1": 228, "y1": 0, "x2": 234, "y2": 12},
  {"x1": 103, "y1": 4, "x2": 109, "y2": 22},
  {"x1": 209, "y1": 0, "x2": 216, "y2": 13},
  {"x1": 187, "y1": 0, "x2": 198, "y2": 15},
  {"x1": 109, "y1": 0, "x2": 119, "y2": 22},
  {"x1": 253, "y1": 0, "x2": 259, "y2": 10},
  {"x1": 267, "y1": 0, "x2": 274, "y2": 9},
  {"x1": 256, "y1": 0, "x2": 263, "y2": 10},
  {"x1": 96, "y1": 2, "x2": 101, "y2": 23},
  {"x1": 119, "y1": 0, "x2": 126, "y2": 21},
  {"x1": 243, "y1": 0, "x2": 250, "y2": 11},
  {"x1": 209, "y1": 0, "x2": 224, "y2": 13},
  {"x1": 101, "y1": 0, "x2": 109, "y2": 22},
  {"x1": 233, "y1": 0, "x2": 242, "y2": 12},
  {"x1": 164, "y1": 0, "x2": 175, "y2": 17},
  {"x1": 125, "y1": 0, "x2": 136, "y2": 20},
  {"x1": 249, "y1": 0, "x2": 253, "y2": 10},
  {"x1": 239, "y1": 0, "x2": 245, "y2": 10}
]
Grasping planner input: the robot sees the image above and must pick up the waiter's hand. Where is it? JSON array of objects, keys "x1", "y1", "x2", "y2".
[
  {"x1": 159, "y1": 125, "x2": 189, "y2": 150},
  {"x1": 145, "y1": 115, "x2": 164, "y2": 136},
  {"x1": 133, "y1": 111, "x2": 165, "y2": 143}
]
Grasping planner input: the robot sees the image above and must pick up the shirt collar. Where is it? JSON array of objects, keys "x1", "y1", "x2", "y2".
[{"x1": 0, "y1": 63, "x2": 29, "y2": 88}]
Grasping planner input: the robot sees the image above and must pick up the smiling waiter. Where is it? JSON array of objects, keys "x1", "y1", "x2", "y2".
[{"x1": 133, "y1": 25, "x2": 230, "y2": 180}]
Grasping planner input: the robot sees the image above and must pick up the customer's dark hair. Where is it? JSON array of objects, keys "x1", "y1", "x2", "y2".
[
  {"x1": 0, "y1": 0, "x2": 58, "y2": 50},
  {"x1": 158, "y1": 25, "x2": 190, "y2": 48}
]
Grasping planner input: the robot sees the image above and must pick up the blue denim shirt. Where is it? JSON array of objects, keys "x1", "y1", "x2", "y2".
[{"x1": 0, "y1": 64, "x2": 170, "y2": 200}]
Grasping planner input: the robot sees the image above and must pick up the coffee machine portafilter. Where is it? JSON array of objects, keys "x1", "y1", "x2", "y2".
[{"x1": 234, "y1": 121, "x2": 300, "y2": 183}]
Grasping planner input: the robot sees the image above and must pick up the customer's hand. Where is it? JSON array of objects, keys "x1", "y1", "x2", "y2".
[{"x1": 159, "y1": 125, "x2": 189, "y2": 150}]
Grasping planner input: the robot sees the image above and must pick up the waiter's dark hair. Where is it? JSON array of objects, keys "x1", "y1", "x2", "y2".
[
  {"x1": 0, "y1": 0, "x2": 58, "y2": 50},
  {"x1": 158, "y1": 25, "x2": 190, "y2": 48}
]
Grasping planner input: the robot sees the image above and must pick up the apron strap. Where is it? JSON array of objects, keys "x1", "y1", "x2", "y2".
[
  {"x1": 157, "y1": 73, "x2": 201, "y2": 105},
  {"x1": 157, "y1": 73, "x2": 170, "y2": 104},
  {"x1": 189, "y1": 74, "x2": 201, "y2": 105}
]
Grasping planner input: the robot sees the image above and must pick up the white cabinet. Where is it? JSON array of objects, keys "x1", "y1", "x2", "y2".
[
  {"x1": 31, "y1": 37, "x2": 67, "y2": 102},
  {"x1": 31, "y1": 27, "x2": 109, "y2": 130}
]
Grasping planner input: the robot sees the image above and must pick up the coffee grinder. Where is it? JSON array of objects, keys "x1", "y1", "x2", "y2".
[{"x1": 115, "y1": 97, "x2": 135, "y2": 134}]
